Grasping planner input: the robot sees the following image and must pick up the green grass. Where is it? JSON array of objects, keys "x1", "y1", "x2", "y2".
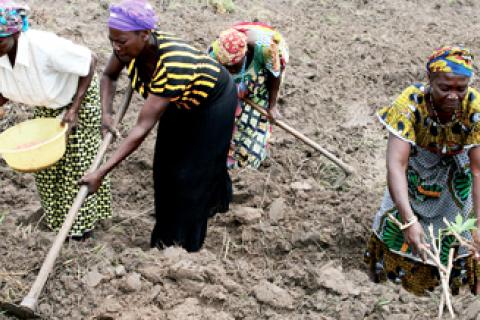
[
  {"x1": 209, "y1": 0, "x2": 235, "y2": 13},
  {"x1": 0, "y1": 211, "x2": 6, "y2": 224}
]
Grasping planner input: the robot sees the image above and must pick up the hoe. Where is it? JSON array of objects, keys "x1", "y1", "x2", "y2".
[
  {"x1": 243, "y1": 97, "x2": 355, "y2": 178},
  {"x1": 1, "y1": 85, "x2": 133, "y2": 319}
]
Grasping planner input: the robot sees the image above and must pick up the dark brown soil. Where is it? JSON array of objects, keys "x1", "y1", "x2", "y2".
[{"x1": 2, "y1": 0, "x2": 480, "y2": 319}]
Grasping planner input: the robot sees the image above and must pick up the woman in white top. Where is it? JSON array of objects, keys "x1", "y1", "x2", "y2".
[{"x1": 0, "y1": 2, "x2": 112, "y2": 239}]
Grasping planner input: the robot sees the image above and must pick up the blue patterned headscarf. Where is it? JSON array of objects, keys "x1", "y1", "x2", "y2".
[
  {"x1": 0, "y1": 1, "x2": 29, "y2": 38},
  {"x1": 426, "y1": 46, "x2": 474, "y2": 78}
]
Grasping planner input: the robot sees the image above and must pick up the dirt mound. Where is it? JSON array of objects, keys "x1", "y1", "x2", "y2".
[{"x1": 3, "y1": 0, "x2": 480, "y2": 319}]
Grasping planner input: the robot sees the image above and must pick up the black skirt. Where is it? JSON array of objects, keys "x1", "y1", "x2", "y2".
[{"x1": 151, "y1": 67, "x2": 237, "y2": 252}]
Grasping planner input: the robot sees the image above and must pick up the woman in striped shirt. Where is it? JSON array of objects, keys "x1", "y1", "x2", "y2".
[{"x1": 80, "y1": 0, "x2": 237, "y2": 252}]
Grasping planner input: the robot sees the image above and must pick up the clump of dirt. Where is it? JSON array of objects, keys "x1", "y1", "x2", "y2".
[{"x1": 2, "y1": 0, "x2": 480, "y2": 319}]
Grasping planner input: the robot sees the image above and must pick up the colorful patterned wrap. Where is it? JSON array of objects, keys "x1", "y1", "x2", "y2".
[
  {"x1": 426, "y1": 46, "x2": 474, "y2": 78},
  {"x1": 0, "y1": 0, "x2": 28, "y2": 37}
]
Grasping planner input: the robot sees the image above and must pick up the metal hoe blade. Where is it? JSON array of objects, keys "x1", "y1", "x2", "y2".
[{"x1": 0, "y1": 301, "x2": 42, "y2": 319}]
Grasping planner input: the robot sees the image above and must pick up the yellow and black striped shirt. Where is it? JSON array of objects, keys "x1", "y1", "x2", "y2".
[{"x1": 127, "y1": 30, "x2": 221, "y2": 110}]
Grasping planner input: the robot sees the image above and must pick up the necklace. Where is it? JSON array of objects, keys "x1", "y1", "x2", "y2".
[
  {"x1": 426, "y1": 88, "x2": 467, "y2": 154},
  {"x1": 427, "y1": 89, "x2": 462, "y2": 127}
]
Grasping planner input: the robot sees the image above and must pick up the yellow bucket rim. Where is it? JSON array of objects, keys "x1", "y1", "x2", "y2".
[{"x1": 0, "y1": 122, "x2": 68, "y2": 154}]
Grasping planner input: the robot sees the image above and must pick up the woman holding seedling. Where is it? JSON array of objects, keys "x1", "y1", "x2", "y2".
[{"x1": 365, "y1": 46, "x2": 480, "y2": 295}]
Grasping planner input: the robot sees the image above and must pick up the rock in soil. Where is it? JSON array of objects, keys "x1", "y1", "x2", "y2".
[
  {"x1": 253, "y1": 280, "x2": 294, "y2": 310},
  {"x1": 232, "y1": 206, "x2": 263, "y2": 225}
]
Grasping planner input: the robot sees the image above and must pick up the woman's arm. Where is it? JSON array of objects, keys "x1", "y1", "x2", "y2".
[
  {"x1": 470, "y1": 147, "x2": 480, "y2": 231},
  {"x1": 387, "y1": 134, "x2": 413, "y2": 221},
  {"x1": 266, "y1": 70, "x2": 282, "y2": 121},
  {"x1": 79, "y1": 93, "x2": 170, "y2": 194},
  {"x1": 468, "y1": 147, "x2": 480, "y2": 295},
  {"x1": 62, "y1": 52, "x2": 97, "y2": 131},
  {"x1": 101, "y1": 54, "x2": 125, "y2": 137},
  {"x1": 387, "y1": 133, "x2": 429, "y2": 260},
  {"x1": 267, "y1": 71, "x2": 281, "y2": 108}
]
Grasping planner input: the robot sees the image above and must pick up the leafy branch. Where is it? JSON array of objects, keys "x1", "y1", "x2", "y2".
[{"x1": 387, "y1": 213, "x2": 477, "y2": 319}]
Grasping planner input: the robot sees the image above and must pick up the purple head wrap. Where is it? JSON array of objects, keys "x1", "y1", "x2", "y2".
[{"x1": 108, "y1": 0, "x2": 158, "y2": 31}]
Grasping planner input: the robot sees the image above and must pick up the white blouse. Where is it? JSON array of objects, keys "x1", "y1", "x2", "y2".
[{"x1": 0, "y1": 29, "x2": 92, "y2": 109}]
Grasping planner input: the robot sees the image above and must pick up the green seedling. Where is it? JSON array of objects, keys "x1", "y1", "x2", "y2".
[
  {"x1": 375, "y1": 298, "x2": 391, "y2": 307},
  {"x1": 445, "y1": 215, "x2": 477, "y2": 235},
  {"x1": 388, "y1": 213, "x2": 478, "y2": 319},
  {"x1": 0, "y1": 211, "x2": 7, "y2": 224}
]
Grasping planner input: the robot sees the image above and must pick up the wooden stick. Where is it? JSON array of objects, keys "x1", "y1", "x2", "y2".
[
  {"x1": 437, "y1": 249, "x2": 456, "y2": 319},
  {"x1": 425, "y1": 249, "x2": 448, "y2": 275},
  {"x1": 242, "y1": 98, "x2": 355, "y2": 176},
  {"x1": 386, "y1": 215, "x2": 471, "y2": 319},
  {"x1": 438, "y1": 227, "x2": 446, "y2": 320},
  {"x1": 438, "y1": 293, "x2": 444, "y2": 320},
  {"x1": 429, "y1": 225, "x2": 440, "y2": 258},
  {"x1": 18, "y1": 85, "x2": 133, "y2": 313},
  {"x1": 0, "y1": 272, "x2": 28, "y2": 277},
  {"x1": 445, "y1": 248, "x2": 456, "y2": 319},
  {"x1": 432, "y1": 222, "x2": 454, "y2": 319}
]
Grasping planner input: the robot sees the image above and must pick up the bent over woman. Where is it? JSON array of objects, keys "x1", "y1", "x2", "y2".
[
  {"x1": 210, "y1": 22, "x2": 289, "y2": 169},
  {"x1": 0, "y1": 1, "x2": 111, "y2": 239},
  {"x1": 80, "y1": 0, "x2": 237, "y2": 252},
  {"x1": 365, "y1": 46, "x2": 480, "y2": 295}
]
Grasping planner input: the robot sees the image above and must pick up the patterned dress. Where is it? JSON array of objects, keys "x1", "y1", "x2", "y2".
[
  {"x1": 211, "y1": 23, "x2": 289, "y2": 169},
  {"x1": 365, "y1": 83, "x2": 480, "y2": 295},
  {"x1": 33, "y1": 76, "x2": 112, "y2": 237}
]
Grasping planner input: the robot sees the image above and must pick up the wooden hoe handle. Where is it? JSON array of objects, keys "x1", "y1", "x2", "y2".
[
  {"x1": 20, "y1": 85, "x2": 134, "y2": 312},
  {"x1": 242, "y1": 98, "x2": 355, "y2": 176}
]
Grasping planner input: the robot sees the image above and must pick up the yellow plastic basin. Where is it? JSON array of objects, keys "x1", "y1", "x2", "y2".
[{"x1": 0, "y1": 118, "x2": 68, "y2": 173}]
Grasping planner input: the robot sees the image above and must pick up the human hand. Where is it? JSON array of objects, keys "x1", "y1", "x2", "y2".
[
  {"x1": 237, "y1": 82, "x2": 248, "y2": 100},
  {"x1": 267, "y1": 104, "x2": 282, "y2": 122},
  {"x1": 403, "y1": 222, "x2": 430, "y2": 261},
  {"x1": 101, "y1": 113, "x2": 116, "y2": 139},
  {"x1": 79, "y1": 170, "x2": 105, "y2": 195},
  {"x1": 61, "y1": 108, "x2": 79, "y2": 136}
]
